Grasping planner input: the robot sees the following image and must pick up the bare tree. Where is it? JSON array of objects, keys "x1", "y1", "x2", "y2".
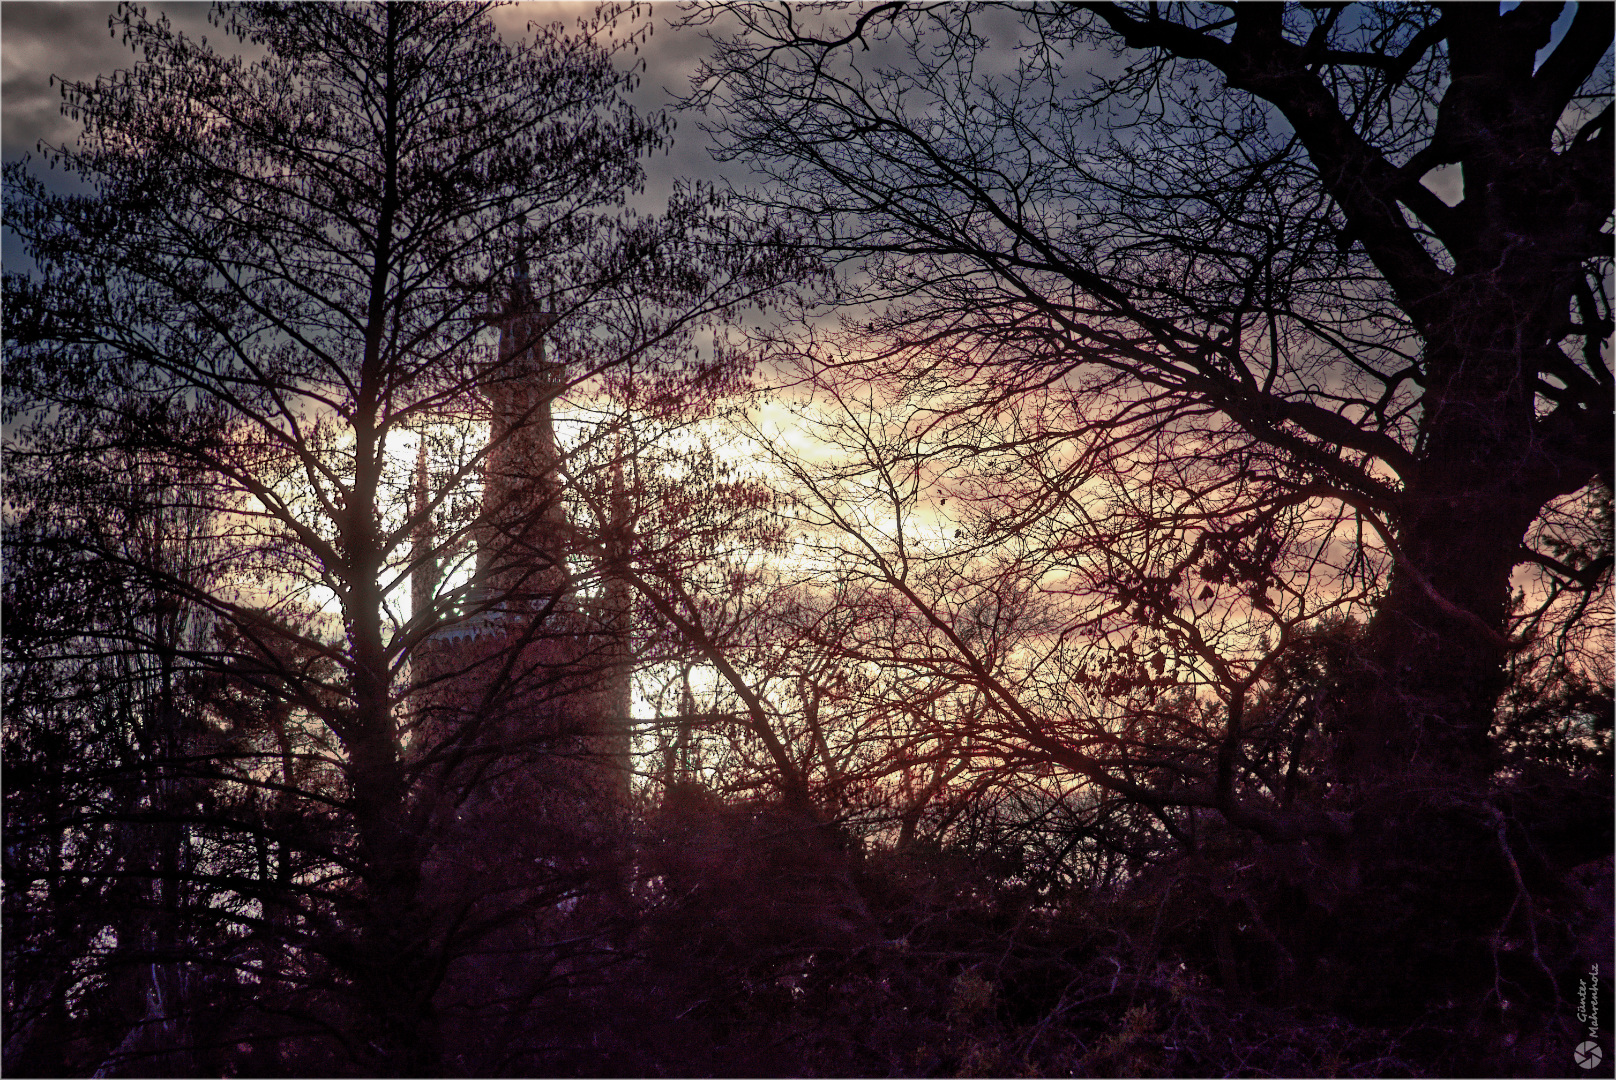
[
  {"x1": 692, "y1": 0, "x2": 1611, "y2": 784},
  {"x1": 688, "y1": 0, "x2": 1612, "y2": 1024},
  {"x1": 4, "y1": 3, "x2": 802, "y2": 1072}
]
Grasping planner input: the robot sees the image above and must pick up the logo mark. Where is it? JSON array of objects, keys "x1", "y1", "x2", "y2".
[{"x1": 1574, "y1": 1041, "x2": 1603, "y2": 1070}]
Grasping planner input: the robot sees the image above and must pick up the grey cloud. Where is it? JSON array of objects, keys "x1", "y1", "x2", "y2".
[
  {"x1": 2, "y1": 1, "x2": 216, "y2": 160},
  {"x1": 1, "y1": 0, "x2": 826, "y2": 231}
]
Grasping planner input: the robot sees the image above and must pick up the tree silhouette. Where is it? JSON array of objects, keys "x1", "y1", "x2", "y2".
[
  {"x1": 4, "y1": 3, "x2": 800, "y2": 1072},
  {"x1": 692, "y1": 0, "x2": 1612, "y2": 1029}
]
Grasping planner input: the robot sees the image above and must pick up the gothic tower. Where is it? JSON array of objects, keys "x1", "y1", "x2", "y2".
[
  {"x1": 403, "y1": 283, "x2": 638, "y2": 1022},
  {"x1": 409, "y1": 279, "x2": 632, "y2": 827},
  {"x1": 477, "y1": 277, "x2": 566, "y2": 606}
]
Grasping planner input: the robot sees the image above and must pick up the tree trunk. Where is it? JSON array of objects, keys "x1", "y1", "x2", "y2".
[
  {"x1": 1346, "y1": 474, "x2": 1534, "y2": 782},
  {"x1": 1341, "y1": 263, "x2": 1568, "y2": 784},
  {"x1": 1321, "y1": 313, "x2": 1574, "y2": 1017},
  {"x1": 349, "y1": 754, "x2": 442, "y2": 1077}
]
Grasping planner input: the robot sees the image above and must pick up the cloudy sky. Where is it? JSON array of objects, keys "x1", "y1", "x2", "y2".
[
  {"x1": 3, "y1": 1, "x2": 1493, "y2": 260},
  {"x1": 2, "y1": 1, "x2": 738, "y2": 198}
]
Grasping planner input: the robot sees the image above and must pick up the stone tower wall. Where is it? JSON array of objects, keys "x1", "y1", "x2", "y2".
[{"x1": 409, "y1": 284, "x2": 632, "y2": 837}]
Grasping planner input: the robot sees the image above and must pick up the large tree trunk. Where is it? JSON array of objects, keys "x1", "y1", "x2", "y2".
[
  {"x1": 1346, "y1": 381, "x2": 1541, "y2": 782},
  {"x1": 1342, "y1": 224, "x2": 1593, "y2": 783},
  {"x1": 1315, "y1": 303, "x2": 1590, "y2": 1019},
  {"x1": 1354, "y1": 495, "x2": 1524, "y2": 778}
]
